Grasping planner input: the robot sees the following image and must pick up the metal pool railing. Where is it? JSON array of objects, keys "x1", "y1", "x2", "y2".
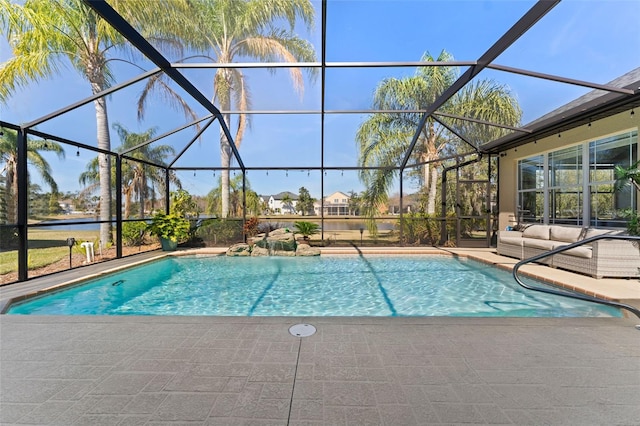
[{"x1": 512, "y1": 234, "x2": 640, "y2": 321}]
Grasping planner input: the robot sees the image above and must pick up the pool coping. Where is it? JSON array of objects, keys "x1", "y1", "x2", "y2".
[{"x1": 1, "y1": 247, "x2": 638, "y2": 315}]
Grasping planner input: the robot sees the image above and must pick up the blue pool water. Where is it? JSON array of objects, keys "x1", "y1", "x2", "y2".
[{"x1": 6, "y1": 256, "x2": 621, "y2": 317}]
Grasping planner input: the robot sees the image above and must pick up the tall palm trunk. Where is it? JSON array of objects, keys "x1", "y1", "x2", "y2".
[
  {"x1": 7, "y1": 166, "x2": 16, "y2": 223},
  {"x1": 218, "y1": 70, "x2": 233, "y2": 218},
  {"x1": 425, "y1": 123, "x2": 439, "y2": 215},
  {"x1": 421, "y1": 147, "x2": 430, "y2": 212},
  {"x1": 123, "y1": 185, "x2": 132, "y2": 219},
  {"x1": 139, "y1": 167, "x2": 146, "y2": 218},
  {"x1": 85, "y1": 20, "x2": 112, "y2": 247},
  {"x1": 427, "y1": 166, "x2": 439, "y2": 214},
  {"x1": 150, "y1": 181, "x2": 156, "y2": 212},
  {"x1": 423, "y1": 159, "x2": 430, "y2": 202},
  {"x1": 220, "y1": 118, "x2": 232, "y2": 219},
  {"x1": 92, "y1": 86, "x2": 112, "y2": 247}
]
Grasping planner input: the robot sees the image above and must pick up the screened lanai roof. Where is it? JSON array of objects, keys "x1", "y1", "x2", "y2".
[
  {"x1": 483, "y1": 67, "x2": 640, "y2": 153},
  {"x1": 1, "y1": 0, "x2": 639, "y2": 197}
]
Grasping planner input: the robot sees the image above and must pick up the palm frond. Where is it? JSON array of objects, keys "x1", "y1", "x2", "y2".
[
  {"x1": 0, "y1": 51, "x2": 62, "y2": 102},
  {"x1": 137, "y1": 73, "x2": 199, "y2": 125},
  {"x1": 244, "y1": 0, "x2": 314, "y2": 31}
]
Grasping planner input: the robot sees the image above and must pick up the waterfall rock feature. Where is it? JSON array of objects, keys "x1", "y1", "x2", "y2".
[
  {"x1": 250, "y1": 245, "x2": 269, "y2": 257},
  {"x1": 254, "y1": 229, "x2": 297, "y2": 256},
  {"x1": 227, "y1": 243, "x2": 252, "y2": 256},
  {"x1": 227, "y1": 228, "x2": 320, "y2": 256},
  {"x1": 295, "y1": 243, "x2": 321, "y2": 256}
]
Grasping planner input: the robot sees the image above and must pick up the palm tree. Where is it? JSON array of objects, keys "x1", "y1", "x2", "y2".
[
  {"x1": 113, "y1": 124, "x2": 176, "y2": 218},
  {"x1": 347, "y1": 190, "x2": 362, "y2": 216},
  {"x1": 0, "y1": 0, "x2": 190, "y2": 245},
  {"x1": 0, "y1": 128, "x2": 65, "y2": 223},
  {"x1": 356, "y1": 50, "x2": 522, "y2": 219},
  {"x1": 206, "y1": 174, "x2": 262, "y2": 217},
  {"x1": 139, "y1": 0, "x2": 317, "y2": 218},
  {"x1": 281, "y1": 193, "x2": 294, "y2": 214},
  {"x1": 79, "y1": 125, "x2": 177, "y2": 219},
  {"x1": 296, "y1": 186, "x2": 315, "y2": 216},
  {"x1": 615, "y1": 160, "x2": 640, "y2": 193}
]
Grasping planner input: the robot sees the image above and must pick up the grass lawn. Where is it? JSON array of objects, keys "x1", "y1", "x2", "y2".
[
  {"x1": 308, "y1": 229, "x2": 399, "y2": 245},
  {"x1": 0, "y1": 220, "x2": 401, "y2": 276},
  {"x1": 0, "y1": 229, "x2": 100, "y2": 275}
]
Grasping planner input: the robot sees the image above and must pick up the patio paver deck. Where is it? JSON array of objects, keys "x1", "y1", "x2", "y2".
[
  {"x1": 1, "y1": 315, "x2": 639, "y2": 425},
  {"x1": 1, "y1": 248, "x2": 639, "y2": 425}
]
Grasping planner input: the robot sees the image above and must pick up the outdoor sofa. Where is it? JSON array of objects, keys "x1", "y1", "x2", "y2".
[{"x1": 497, "y1": 224, "x2": 640, "y2": 279}]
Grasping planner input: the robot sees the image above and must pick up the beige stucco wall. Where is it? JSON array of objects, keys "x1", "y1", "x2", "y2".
[{"x1": 498, "y1": 109, "x2": 639, "y2": 230}]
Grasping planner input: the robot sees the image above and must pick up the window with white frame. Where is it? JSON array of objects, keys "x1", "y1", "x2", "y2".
[
  {"x1": 589, "y1": 132, "x2": 638, "y2": 227},
  {"x1": 517, "y1": 154, "x2": 544, "y2": 223},
  {"x1": 549, "y1": 145, "x2": 583, "y2": 225},
  {"x1": 517, "y1": 130, "x2": 637, "y2": 227}
]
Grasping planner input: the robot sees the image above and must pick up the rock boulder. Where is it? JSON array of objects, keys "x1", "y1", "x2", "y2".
[
  {"x1": 226, "y1": 243, "x2": 251, "y2": 256},
  {"x1": 296, "y1": 243, "x2": 321, "y2": 256}
]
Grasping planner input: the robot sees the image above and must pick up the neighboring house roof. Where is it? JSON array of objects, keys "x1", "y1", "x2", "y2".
[
  {"x1": 324, "y1": 191, "x2": 350, "y2": 202},
  {"x1": 388, "y1": 193, "x2": 419, "y2": 206},
  {"x1": 260, "y1": 191, "x2": 299, "y2": 201},
  {"x1": 260, "y1": 191, "x2": 299, "y2": 202},
  {"x1": 275, "y1": 191, "x2": 299, "y2": 200},
  {"x1": 482, "y1": 67, "x2": 640, "y2": 153}
]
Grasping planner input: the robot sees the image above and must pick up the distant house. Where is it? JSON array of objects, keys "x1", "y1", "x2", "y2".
[
  {"x1": 58, "y1": 199, "x2": 75, "y2": 214},
  {"x1": 262, "y1": 191, "x2": 299, "y2": 215},
  {"x1": 323, "y1": 191, "x2": 350, "y2": 216},
  {"x1": 387, "y1": 193, "x2": 418, "y2": 214}
]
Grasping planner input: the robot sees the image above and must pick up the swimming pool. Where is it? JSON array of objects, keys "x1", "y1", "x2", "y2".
[{"x1": 5, "y1": 255, "x2": 621, "y2": 317}]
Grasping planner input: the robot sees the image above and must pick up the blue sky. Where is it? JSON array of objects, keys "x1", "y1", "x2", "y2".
[{"x1": 1, "y1": 0, "x2": 639, "y2": 201}]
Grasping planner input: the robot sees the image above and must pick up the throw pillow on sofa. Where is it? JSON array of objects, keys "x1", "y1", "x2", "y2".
[{"x1": 522, "y1": 225, "x2": 550, "y2": 240}]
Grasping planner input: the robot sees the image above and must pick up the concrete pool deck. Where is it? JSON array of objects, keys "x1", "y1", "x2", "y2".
[{"x1": 1, "y1": 248, "x2": 639, "y2": 425}]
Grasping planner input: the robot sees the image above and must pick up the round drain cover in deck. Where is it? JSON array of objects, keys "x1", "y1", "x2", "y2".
[{"x1": 289, "y1": 323, "x2": 316, "y2": 337}]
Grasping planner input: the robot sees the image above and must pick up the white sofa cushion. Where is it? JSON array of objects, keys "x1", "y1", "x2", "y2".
[
  {"x1": 498, "y1": 230, "x2": 523, "y2": 242},
  {"x1": 523, "y1": 238, "x2": 555, "y2": 250},
  {"x1": 499, "y1": 236, "x2": 524, "y2": 247},
  {"x1": 522, "y1": 225, "x2": 550, "y2": 240},
  {"x1": 552, "y1": 244, "x2": 593, "y2": 259},
  {"x1": 549, "y1": 226, "x2": 582, "y2": 243},
  {"x1": 586, "y1": 228, "x2": 621, "y2": 238}
]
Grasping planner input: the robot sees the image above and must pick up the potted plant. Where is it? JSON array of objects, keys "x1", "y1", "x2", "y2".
[
  {"x1": 614, "y1": 160, "x2": 640, "y2": 236},
  {"x1": 294, "y1": 221, "x2": 320, "y2": 241},
  {"x1": 147, "y1": 213, "x2": 191, "y2": 251}
]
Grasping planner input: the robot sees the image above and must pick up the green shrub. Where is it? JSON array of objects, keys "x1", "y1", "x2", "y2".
[
  {"x1": 122, "y1": 221, "x2": 147, "y2": 246},
  {"x1": 0, "y1": 226, "x2": 18, "y2": 250},
  {"x1": 170, "y1": 189, "x2": 199, "y2": 219},
  {"x1": 196, "y1": 218, "x2": 243, "y2": 245},
  {"x1": 398, "y1": 213, "x2": 455, "y2": 245},
  {"x1": 147, "y1": 213, "x2": 190, "y2": 243}
]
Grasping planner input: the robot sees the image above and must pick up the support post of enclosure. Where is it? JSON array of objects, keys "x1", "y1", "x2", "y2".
[
  {"x1": 399, "y1": 170, "x2": 404, "y2": 245},
  {"x1": 115, "y1": 155, "x2": 123, "y2": 258},
  {"x1": 440, "y1": 165, "x2": 449, "y2": 246},
  {"x1": 242, "y1": 171, "x2": 247, "y2": 243},
  {"x1": 17, "y1": 128, "x2": 28, "y2": 281},
  {"x1": 164, "y1": 168, "x2": 170, "y2": 214}
]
